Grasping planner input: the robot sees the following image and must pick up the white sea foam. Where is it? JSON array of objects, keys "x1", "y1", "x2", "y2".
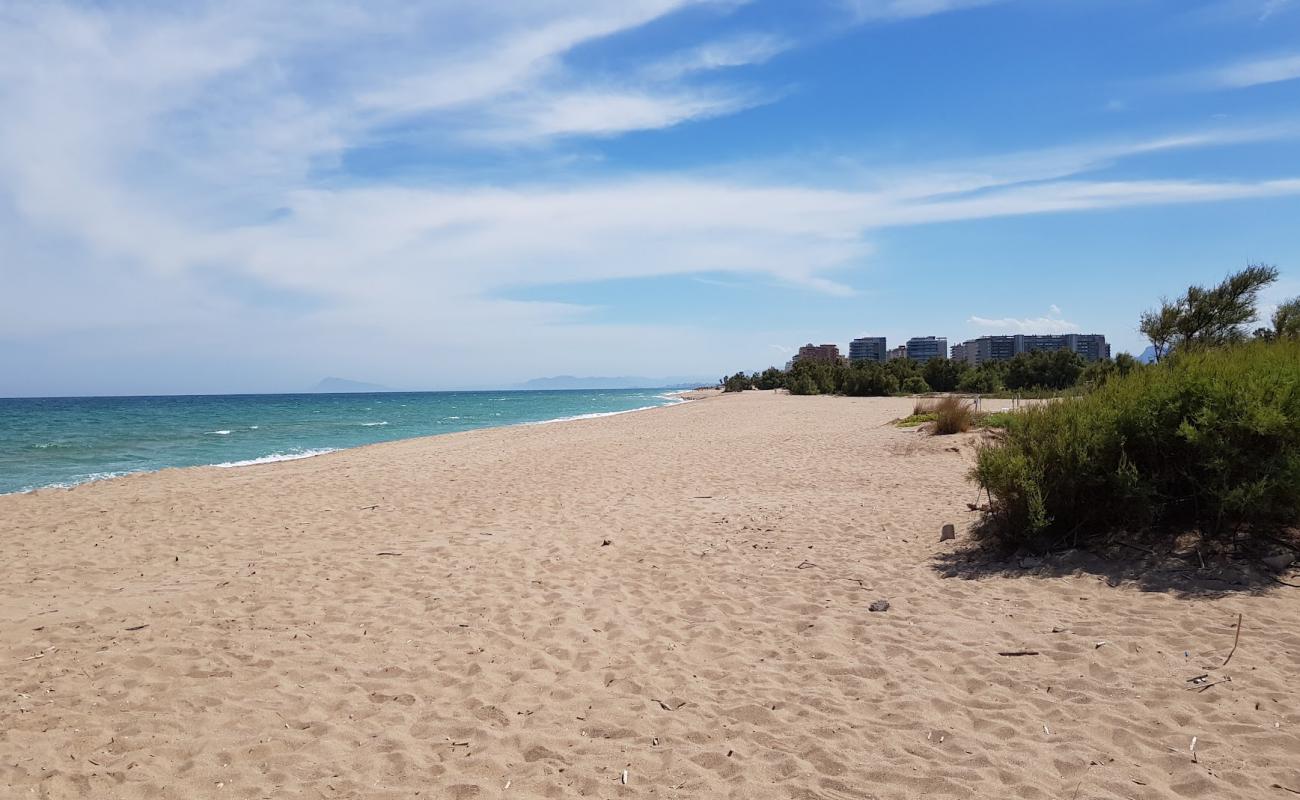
[
  {"x1": 13, "y1": 470, "x2": 137, "y2": 494},
  {"x1": 213, "y1": 448, "x2": 338, "y2": 468},
  {"x1": 523, "y1": 405, "x2": 659, "y2": 425},
  {"x1": 359, "y1": 421, "x2": 389, "y2": 426},
  {"x1": 249, "y1": 425, "x2": 260, "y2": 429},
  {"x1": 208, "y1": 429, "x2": 232, "y2": 435}
]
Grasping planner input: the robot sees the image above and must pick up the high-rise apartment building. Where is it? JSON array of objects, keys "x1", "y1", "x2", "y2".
[
  {"x1": 793, "y1": 343, "x2": 842, "y2": 364},
  {"x1": 951, "y1": 334, "x2": 1110, "y2": 364},
  {"x1": 848, "y1": 337, "x2": 887, "y2": 363},
  {"x1": 905, "y1": 336, "x2": 948, "y2": 362}
]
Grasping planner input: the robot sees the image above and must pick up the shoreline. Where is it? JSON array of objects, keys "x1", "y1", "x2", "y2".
[
  {"x1": 3, "y1": 389, "x2": 717, "y2": 497},
  {"x1": 3, "y1": 391, "x2": 1293, "y2": 799}
]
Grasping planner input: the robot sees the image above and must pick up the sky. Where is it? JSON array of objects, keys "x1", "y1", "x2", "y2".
[{"x1": 1, "y1": 0, "x2": 1299, "y2": 396}]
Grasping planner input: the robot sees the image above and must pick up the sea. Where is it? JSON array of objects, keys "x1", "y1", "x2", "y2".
[{"x1": 0, "y1": 389, "x2": 687, "y2": 495}]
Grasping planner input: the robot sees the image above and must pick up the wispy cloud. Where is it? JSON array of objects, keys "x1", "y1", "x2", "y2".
[
  {"x1": 645, "y1": 33, "x2": 790, "y2": 80},
  {"x1": 968, "y1": 308, "x2": 1081, "y2": 334},
  {"x1": 1181, "y1": 52, "x2": 1300, "y2": 90},
  {"x1": 843, "y1": 0, "x2": 1006, "y2": 22}
]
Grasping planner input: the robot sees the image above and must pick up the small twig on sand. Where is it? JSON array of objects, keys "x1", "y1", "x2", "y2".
[
  {"x1": 359, "y1": 504, "x2": 380, "y2": 510},
  {"x1": 20, "y1": 647, "x2": 56, "y2": 662},
  {"x1": 1272, "y1": 576, "x2": 1300, "y2": 588},
  {"x1": 1273, "y1": 783, "x2": 1300, "y2": 796},
  {"x1": 1222, "y1": 613, "x2": 1243, "y2": 667},
  {"x1": 1195, "y1": 677, "x2": 1232, "y2": 693},
  {"x1": 997, "y1": 651, "x2": 1041, "y2": 657},
  {"x1": 796, "y1": 560, "x2": 818, "y2": 569},
  {"x1": 376, "y1": 551, "x2": 403, "y2": 556}
]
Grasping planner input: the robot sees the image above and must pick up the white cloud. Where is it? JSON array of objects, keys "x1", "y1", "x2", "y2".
[
  {"x1": 483, "y1": 87, "x2": 764, "y2": 140},
  {"x1": 843, "y1": 0, "x2": 1006, "y2": 22},
  {"x1": 645, "y1": 33, "x2": 791, "y2": 80},
  {"x1": 1183, "y1": 52, "x2": 1300, "y2": 90},
  {"x1": 968, "y1": 314, "x2": 1081, "y2": 334}
]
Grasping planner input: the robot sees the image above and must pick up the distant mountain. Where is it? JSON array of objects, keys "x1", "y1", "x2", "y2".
[
  {"x1": 309, "y1": 377, "x2": 393, "y2": 393},
  {"x1": 518, "y1": 375, "x2": 715, "y2": 390},
  {"x1": 1135, "y1": 346, "x2": 1158, "y2": 365}
]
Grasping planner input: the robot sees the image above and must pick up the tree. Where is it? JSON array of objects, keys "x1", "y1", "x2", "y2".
[
  {"x1": 753, "y1": 367, "x2": 785, "y2": 390},
  {"x1": 922, "y1": 358, "x2": 968, "y2": 393},
  {"x1": 1004, "y1": 350, "x2": 1085, "y2": 391},
  {"x1": 901, "y1": 375, "x2": 930, "y2": 394},
  {"x1": 1141, "y1": 264, "x2": 1279, "y2": 359},
  {"x1": 721, "y1": 372, "x2": 753, "y2": 393},
  {"x1": 957, "y1": 365, "x2": 1002, "y2": 393},
  {"x1": 1274, "y1": 297, "x2": 1300, "y2": 340}
]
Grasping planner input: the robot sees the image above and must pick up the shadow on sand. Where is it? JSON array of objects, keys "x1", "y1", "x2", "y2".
[{"x1": 931, "y1": 524, "x2": 1300, "y2": 600}]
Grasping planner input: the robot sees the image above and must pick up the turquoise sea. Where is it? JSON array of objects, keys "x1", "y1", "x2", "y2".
[{"x1": 0, "y1": 389, "x2": 686, "y2": 495}]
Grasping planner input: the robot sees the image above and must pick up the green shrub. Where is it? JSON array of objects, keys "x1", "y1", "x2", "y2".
[
  {"x1": 958, "y1": 366, "x2": 1003, "y2": 393},
  {"x1": 721, "y1": 372, "x2": 753, "y2": 393},
  {"x1": 923, "y1": 358, "x2": 968, "y2": 392},
  {"x1": 901, "y1": 376, "x2": 930, "y2": 394},
  {"x1": 972, "y1": 339, "x2": 1300, "y2": 545}
]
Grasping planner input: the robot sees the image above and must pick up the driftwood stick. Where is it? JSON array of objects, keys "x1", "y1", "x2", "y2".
[
  {"x1": 1195, "y1": 677, "x2": 1232, "y2": 693},
  {"x1": 1221, "y1": 613, "x2": 1243, "y2": 667},
  {"x1": 997, "y1": 650, "x2": 1041, "y2": 657}
]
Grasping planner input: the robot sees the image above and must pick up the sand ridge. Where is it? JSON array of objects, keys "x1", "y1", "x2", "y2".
[{"x1": 2, "y1": 391, "x2": 1298, "y2": 799}]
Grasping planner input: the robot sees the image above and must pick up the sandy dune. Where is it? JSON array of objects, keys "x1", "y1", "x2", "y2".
[{"x1": 2, "y1": 391, "x2": 1298, "y2": 799}]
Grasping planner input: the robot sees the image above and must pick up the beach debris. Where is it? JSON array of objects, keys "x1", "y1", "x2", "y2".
[
  {"x1": 1272, "y1": 784, "x2": 1300, "y2": 795},
  {"x1": 1195, "y1": 677, "x2": 1232, "y2": 693},
  {"x1": 1222, "y1": 613, "x2": 1243, "y2": 667},
  {"x1": 19, "y1": 647, "x2": 56, "y2": 662},
  {"x1": 997, "y1": 650, "x2": 1040, "y2": 657},
  {"x1": 1187, "y1": 674, "x2": 1209, "y2": 684},
  {"x1": 868, "y1": 599, "x2": 890, "y2": 613},
  {"x1": 652, "y1": 738, "x2": 659, "y2": 746},
  {"x1": 1262, "y1": 553, "x2": 1295, "y2": 571},
  {"x1": 504, "y1": 780, "x2": 511, "y2": 789},
  {"x1": 652, "y1": 697, "x2": 687, "y2": 711},
  {"x1": 1051, "y1": 626, "x2": 1069, "y2": 633},
  {"x1": 1190, "y1": 736, "x2": 1198, "y2": 763},
  {"x1": 1094, "y1": 641, "x2": 1108, "y2": 649},
  {"x1": 621, "y1": 769, "x2": 629, "y2": 785},
  {"x1": 601, "y1": 539, "x2": 612, "y2": 546},
  {"x1": 796, "y1": 560, "x2": 818, "y2": 569},
  {"x1": 940, "y1": 524, "x2": 956, "y2": 542},
  {"x1": 376, "y1": 551, "x2": 402, "y2": 556},
  {"x1": 1043, "y1": 725, "x2": 1051, "y2": 735},
  {"x1": 359, "y1": 504, "x2": 380, "y2": 510},
  {"x1": 125, "y1": 624, "x2": 148, "y2": 631}
]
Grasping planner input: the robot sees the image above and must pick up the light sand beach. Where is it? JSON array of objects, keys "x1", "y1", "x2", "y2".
[{"x1": 2, "y1": 391, "x2": 1298, "y2": 799}]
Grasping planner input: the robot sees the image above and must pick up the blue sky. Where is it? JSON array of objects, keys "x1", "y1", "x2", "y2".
[{"x1": 1, "y1": 0, "x2": 1298, "y2": 395}]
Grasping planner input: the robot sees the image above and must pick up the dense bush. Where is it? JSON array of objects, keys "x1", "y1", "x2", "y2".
[
  {"x1": 972, "y1": 339, "x2": 1300, "y2": 545},
  {"x1": 753, "y1": 367, "x2": 785, "y2": 390},
  {"x1": 1003, "y1": 350, "x2": 1085, "y2": 391},
  {"x1": 922, "y1": 358, "x2": 966, "y2": 392},
  {"x1": 721, "y1": 372, "x2": 754, "y2": 393},
  {"x1": 958, "y1": 363, "x2": 1005, "y2": 393},
  {"x1": 901, "y1": 375, "x2": 930, "y2": 394}
]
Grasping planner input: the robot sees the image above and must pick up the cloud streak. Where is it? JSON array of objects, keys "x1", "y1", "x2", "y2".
[{"x1": 1181, "y1": 52, "x2": 1300, "y2": 90}]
